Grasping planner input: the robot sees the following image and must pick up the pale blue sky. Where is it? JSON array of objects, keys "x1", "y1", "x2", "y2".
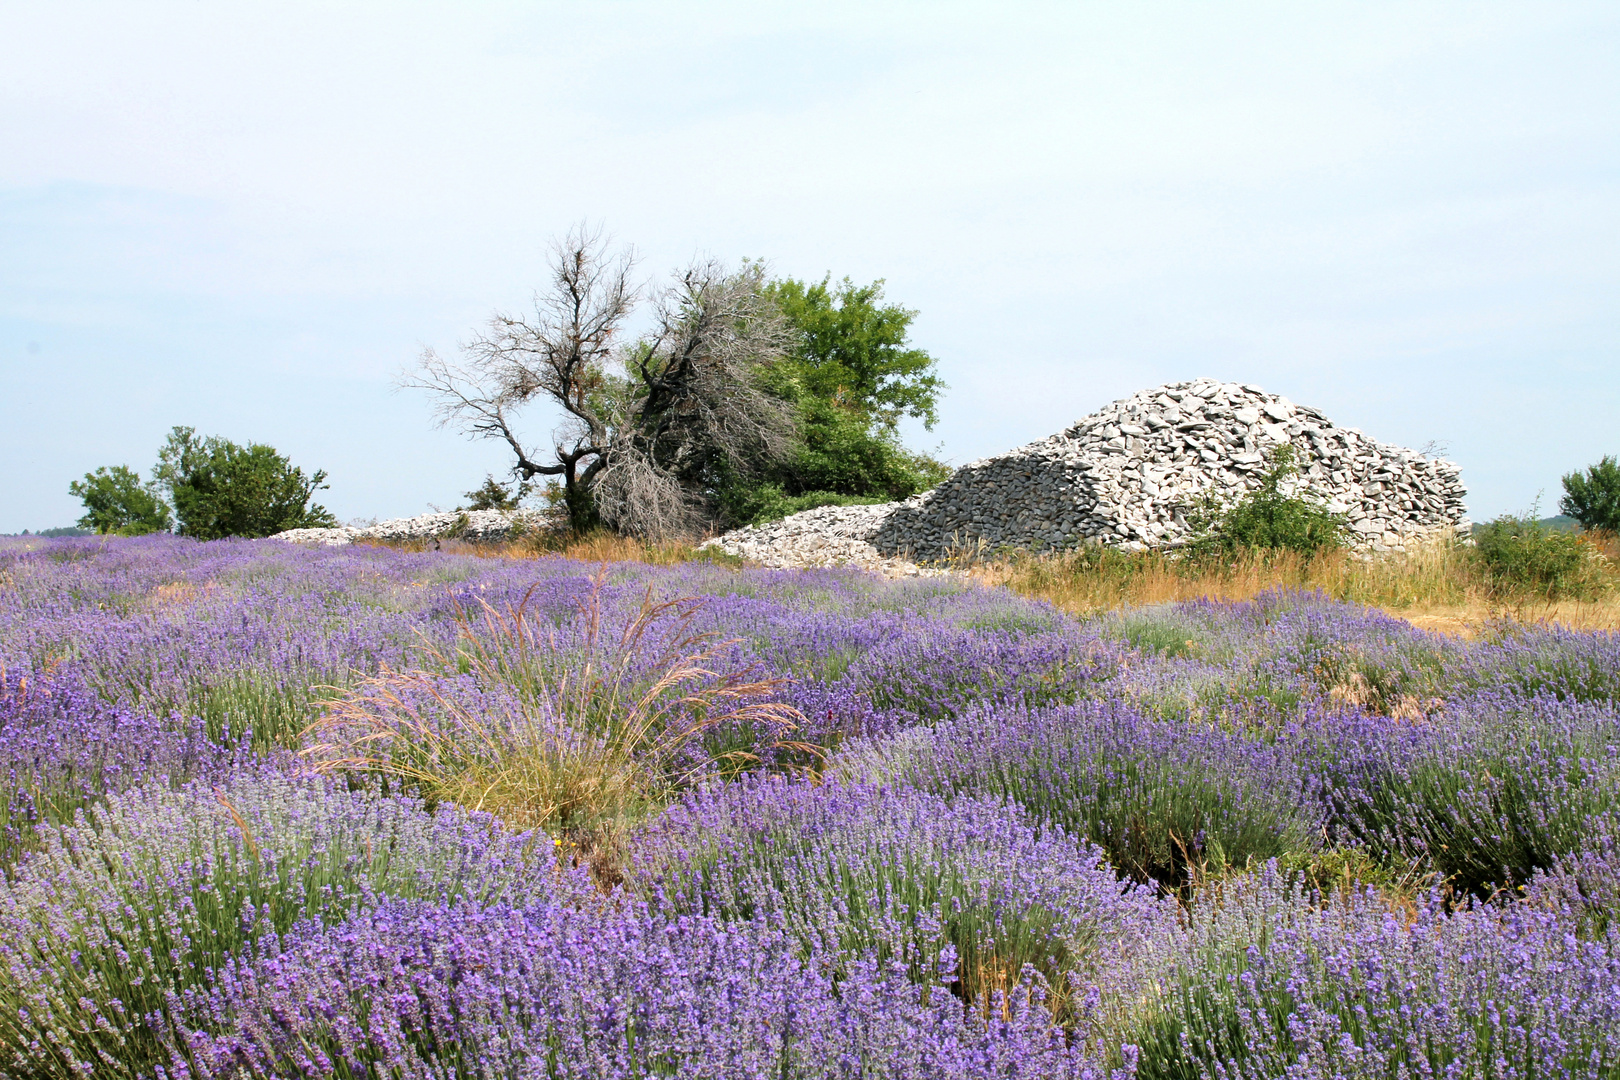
[{"x1": 3, "y1": 3, "x2": 1616, "y2": 532}]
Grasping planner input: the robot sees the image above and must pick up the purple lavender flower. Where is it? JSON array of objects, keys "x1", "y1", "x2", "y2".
[
  {"x1": 632, "y1": 775, "x2": 1171, "y2": 1028},
  {"x1": 0, "y1": 769, "x2": 552, "y2": 1077},
  {"x1": 168, "y1": 895, "x2": 1123, "y2": 1080}
]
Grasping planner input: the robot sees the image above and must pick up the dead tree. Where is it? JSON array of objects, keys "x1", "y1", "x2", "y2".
[{"x1": 405, "y1": 228, "x2": 796, "y2": 538}]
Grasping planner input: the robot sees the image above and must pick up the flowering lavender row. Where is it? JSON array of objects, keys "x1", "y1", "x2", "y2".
[
  {"x1": 1132, "y1": 863, "x2": 1620, "y2": 1078},
  {"x1": 0, "y1": 669, "x2": 248, "y2": 864},
  {"x1": 634, "y1": 776, "x2": 1169, "y2": 1026},
  {"x1": 0, "y1": 535, "x2": 1618, "y2": 1077},
  {"x1": 0, "y1": 769, "x2": 553, "y2": 1076},
  {"x1": 169, "y1": 896, "x2": 1119, "y2": 1080}
]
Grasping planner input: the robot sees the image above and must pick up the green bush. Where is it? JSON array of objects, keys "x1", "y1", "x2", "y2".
[
  {"x1": 1560, "y1": 454, "x2": 1620, "y2": 533},
  {"x1": 67, "y1": 464, "x2": 173, "y2": 535},
  {"x1": 714, "y1": 275, "x2": 951, "y2": 528},
  {"x1": 1473, "y1": 514, "x2": 1601, "y2": 599},
  {"x1": 1184, "y1": 447, "x2": 1347, "y2": 557},
  {"x1": 722, "y1": 485, "x2": 892, "y2": 526},
  {"x1": 154, "y1": 426, "x2": 337, "y2": 539},
  {"x1": 461, "y1": 474, "x2": 530, "y2": 511}
]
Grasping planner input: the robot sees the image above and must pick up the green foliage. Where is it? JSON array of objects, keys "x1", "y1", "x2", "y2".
[
  {"x1": 1473, "y1": 514, "x2": 1601, "y2": 599},
  {"x1": 1184, "y1": 447, "x2": 1348, "y2": 557},
  {"x1": 720, "y1": 486, "x2": 891, "y2": 526},
  {"x1": 718, "y1": 275, "x2": 950, "y2": 526},
  {"x1": 762, "y1": 274, "x2": 945, "y2": 431},
  {"x1": 1560, "y1": 454, "x2": 1620, "y2": 533},
  {"x1": 461, "y1": 474, "x2": 530, "y2": 511},
  {"x1": 153, "y1": 426, "x2": 337, "y2": 539},
  {"x1": 68, "y1": 464, "x2": 174, "y2": 535}
]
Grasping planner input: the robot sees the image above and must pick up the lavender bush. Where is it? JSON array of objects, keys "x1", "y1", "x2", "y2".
[
  {"x1": 633, "y1": 776, "x2": 1169, "y2": 1027},
  {"x1": 0, "y1": 670, "x2": 246, "y2": 866},
  {"x1": 0, "y1": 769, "x2": 549, "y2": 1077},
  {"x1": 1306, "y1": 692, "x2": 1620, "y2": 895},
  {"x1": 844, "y1": 700, "x2": 1322, "y2": 889},
  {"x1": 1133, "y1": 863, "x2": 1620, "y2": 1079},
  {"x1": 166, "y1": 894, "x2": 1124, "y2": 1080}
]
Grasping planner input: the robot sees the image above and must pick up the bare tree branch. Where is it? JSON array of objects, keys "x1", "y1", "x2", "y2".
[{"x1": 404, "y1": 227, "x2": 798, "y2": 539}]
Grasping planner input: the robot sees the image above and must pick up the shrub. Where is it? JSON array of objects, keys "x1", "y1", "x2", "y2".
[
  {"x1": 0, "y1": 770, "x2": 549, "y2": 1077},
  {"x1": 169, "y1": 895, "x2": 1098, "y2": 1080},
  {"x1": 1561, "y1": 454, "x2": 1620, "y2": 533},
  {"x1": 1310, "y1": 695, "x2": 1620, "y2": 896},
  {"x1": 1183, "y1": 446, "x2": 1347, "y2": 557},
  {"x1": 460, "y1": 474, "x2": 530, "y2": 511},
  {"x1": 633, "y1": 777, "x2": 1167, "y2": 1025},
  {"x1": 724, "y1": 484, "x2": 893, "y2": 526},
  {"x1": 1473, "y1": 513, "x2": 1602, "y2": 598},
  {"x1": 847, "y1": 701, "x2": 1322, "y2": 890},
  {"x1": 67, "y1": 464, "x2": 173, "y2": 535},
  {"x1": 1132, "y1": 864, "x2": 1620, "y2": 1079},
  {"x1": 0, "y1": 670, "x2": 244, "y2": 867},
  {"x1": 154, "y1": 425, "x2": 337, "y2": 539}
]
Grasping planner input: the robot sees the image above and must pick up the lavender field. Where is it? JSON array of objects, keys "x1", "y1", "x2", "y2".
[{"x1": 1, "y1": 535, "x2": 1618, "y2": 1079}]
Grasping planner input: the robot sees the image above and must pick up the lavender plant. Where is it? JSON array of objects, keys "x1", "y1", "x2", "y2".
[
  {"x1": 1309, "y1": 692, "x2": 1620, "y2": 895},
  {"x1": 0, "y1": 769, "x2": 550, "y2": 1077},
  {"x1": 0, "y1": 670, "x2": 245, "y2": 867},
  {"x1": 168, "y1": 895, "x2": 1119, "y2": 1080},
  {"x1": 1132, "y1": 862, "x2": 1620, "y2": 1079},
  {"x1": 632, "y1": 776, "x2": 1170, "y2": 1027},
  {"x1": 846, "y1": 701, "x2": 1322, "y2": 889}
]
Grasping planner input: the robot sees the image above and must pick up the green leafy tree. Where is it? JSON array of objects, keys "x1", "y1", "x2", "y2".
[
  {"x1": 68, "y1": 465, "x2": 173, "y2": 535},
  {"x1": 1560, "y1": 455, "x2": 1620, "y2": 533},
  {"x1": 763, "y1": 275, "x2": 944, "y2": 431},
  {"x1": 153, "y1": 427, "x2": 337, "y2": 539},
  {"x1": 1184, "y1": 446, "x2": 1348, "y2": 557},
  {"x1": 718, "y1": 275, "x2": 949, "y2": 525},
  {"x1": 460, "y1": 475, "x2": 530, "y2": 511}
]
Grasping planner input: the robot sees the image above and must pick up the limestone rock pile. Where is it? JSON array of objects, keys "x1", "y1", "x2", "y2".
[
  {"x1": 698, "y1": 504, "x2": 945, "y2": 577},
  {"x1": 872, "y1": 379, "x2": 1466, "y2": 559},
  {"x1": 274, "y1": 510, "x2": 546, "y2": 547}
]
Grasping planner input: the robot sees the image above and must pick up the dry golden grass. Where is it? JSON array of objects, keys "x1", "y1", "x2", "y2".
[
  {"x1": 360, "y1": 529, "x2": 720, "y2": 566},
  {"x1": 368, "y1": 526, "x2": 1620, "y2": 635},
  {"x1": 975, "y1": 537, "x2": 1620, "y2": 634},
  {"x1": 302, "y1": 576, "x2": 807, "y2": 838}
]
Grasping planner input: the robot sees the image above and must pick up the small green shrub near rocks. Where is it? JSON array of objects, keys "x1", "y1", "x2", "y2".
[
  {"x1": 1474, "y1": 514, "x2": 1608, "y2": 600},
  {"x1": 1183, "y1": 447, "x2": 1348, "y2": 558}
]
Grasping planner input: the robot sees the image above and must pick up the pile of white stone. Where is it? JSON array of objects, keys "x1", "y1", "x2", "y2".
[
  {"x1": 273, "y1": 510, "x2": 547, "y2": 547},
  {"x1": 697, "y1": 504, "x2": 946, "y2": 577},
  {"x1": 704, "y1": 379, "x2": 1468, "y2": 567}
]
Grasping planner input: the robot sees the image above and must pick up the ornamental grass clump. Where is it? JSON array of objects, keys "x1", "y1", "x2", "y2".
[
  {"x1": 843, "y1": 701, "x2": 1321, "y2": 890},
  {"x1": 0, "y1": 769, "x2": 549, "y2": 1078},
  {"x1": 169, "y1": 896, "x2": 1111, "y2": 1080},
  {"x1": 632, "y1": 776, "x2": 1170, "y2": 1030},
  {"x1": 1131, "y1": 862, "x2": 1620, "y2": 1079},
  {"x1": 302, "y1": 579, "x2": 809, "y2": 835}
]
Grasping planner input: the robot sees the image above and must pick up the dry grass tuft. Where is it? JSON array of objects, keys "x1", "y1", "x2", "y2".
[
  {"x1": 977, "y1": 537, "x2": 1620, "y2": 633},
  {"x1": 301, "y1": 574, "x2": 810, "y2": 842},
  {"x1": 359, "y1": 528, "x2": 728, "y2": 567}
]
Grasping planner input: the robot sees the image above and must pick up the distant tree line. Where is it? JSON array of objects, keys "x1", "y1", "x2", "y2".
[
  {"x1": 68, "y1": 428, "x2": 334, "y2": 538},
  {"x1": 407, "y1": 225, "x2": 947, "y2": 538}
]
